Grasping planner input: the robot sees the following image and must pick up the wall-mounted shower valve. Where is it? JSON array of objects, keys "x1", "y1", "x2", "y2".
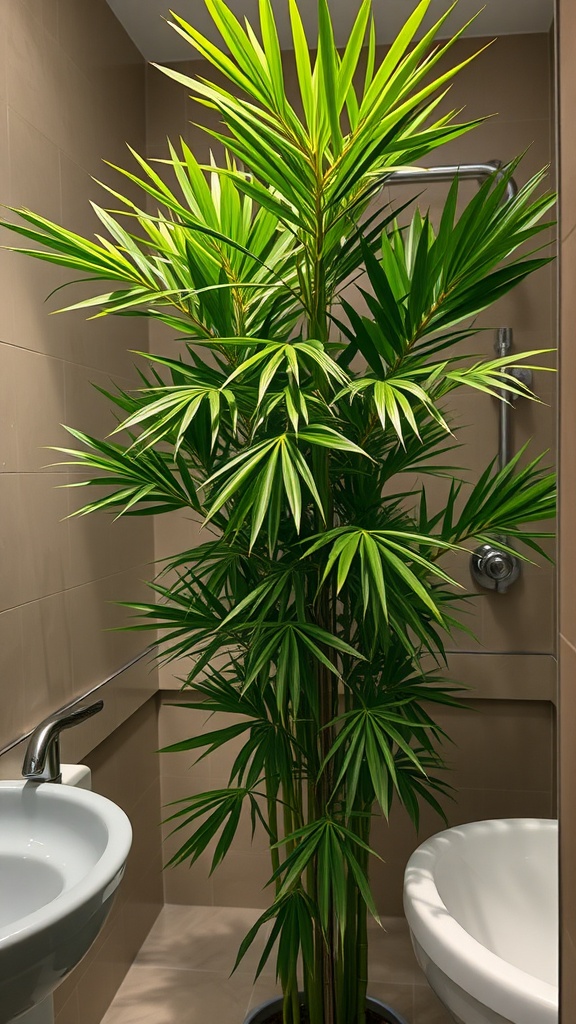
[{"x1": 471, "y1": 543, "x2": 521, "y2": 594}]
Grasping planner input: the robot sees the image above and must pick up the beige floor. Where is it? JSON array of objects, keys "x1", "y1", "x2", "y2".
[{"x1": 100, "y1": 905, "x2": 452, "y2": 1024}]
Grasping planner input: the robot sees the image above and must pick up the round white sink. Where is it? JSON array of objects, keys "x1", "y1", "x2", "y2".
[{"x1": 0, "y1": 780, "x2": 132, "y2": 1023}]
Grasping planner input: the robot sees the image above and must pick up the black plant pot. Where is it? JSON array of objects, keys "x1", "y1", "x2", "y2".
[{"x1": 244, "y1": 995, "x2": 409, "y2": 1024}]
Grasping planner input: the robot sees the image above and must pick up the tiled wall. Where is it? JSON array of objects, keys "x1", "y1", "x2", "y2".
[
  {"x1": 0, "y1": 0, "x2": 158, "y2": 750},
  {"x1": 53, "y1": 697, "x2": 163, "y2": 1024},
  {"x1": 557, "y1": 0, "x2": 576, "y2": 1016},
  {"x1": 147, "y1": 33, "x2": 557, "y2": 912},
  {"x1": 0, "y1": 2, "x2": 163, "y2": 1020},
  {"x1": 159, "y1": 692, "x2": 555, "y2": 915}
]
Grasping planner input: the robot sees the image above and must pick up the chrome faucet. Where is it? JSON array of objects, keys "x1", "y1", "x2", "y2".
[{"x1": 22, "y1": 701, "x2": 103, "y2": 783}]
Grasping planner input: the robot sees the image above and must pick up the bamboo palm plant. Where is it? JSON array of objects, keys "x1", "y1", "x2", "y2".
[{"x1": 1, "y1": 1, "x2": 555, "y2": 1022}]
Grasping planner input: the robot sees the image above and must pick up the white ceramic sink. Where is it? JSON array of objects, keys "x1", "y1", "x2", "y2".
[{"x1": 0, "y1": 780, "x2": 132, "y2": 1023}]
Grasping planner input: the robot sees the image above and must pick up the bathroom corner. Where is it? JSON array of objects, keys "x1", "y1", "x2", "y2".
[{"x1": 0, "y1": 1, "x2": 567, "y2": 1023}]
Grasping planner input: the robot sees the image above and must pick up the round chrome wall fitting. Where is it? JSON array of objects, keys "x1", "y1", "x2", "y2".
[{"x1": 471, "y1": 543, "x2": 521, "y2": 593}]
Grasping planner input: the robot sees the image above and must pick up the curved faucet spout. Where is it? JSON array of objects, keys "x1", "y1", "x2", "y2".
[{"x1": 22, "y1": 701, "x2": 103, "y2": 783}]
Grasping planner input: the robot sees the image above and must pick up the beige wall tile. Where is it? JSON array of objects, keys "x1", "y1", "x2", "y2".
[
  {"x1": 0, "y1": 3, "x2": 8, "y2": 104},
  {"x1": 145, "y1": 64, "x2": 189, "y2": 158},
  {"x1": 430, "y1": 652, "x2": 557, "y2": 702},
  {"x1": 9, "y1": 347, "x2": 68, "y2": 472},
  {"x1": 158, "y1": 707, "x2": 212, "y2": 780},
  {"x1": 423, "y1": 34, "x2": 552, "y2": 127},
  {"x1": 560, "y1": 226, "x2": 576, "y2": 648},
  {"x1": 435, "y1": 700, "x2": 553, "y2": 792},
  {"x1": 0, "y1": 96, "x2": 9, "y2": 211},
  {"x1": 202, "y1": 851, "x2": 272, "y2": 909},
  {"x1": 119, "y1": 780, "x2": 164, "y2": 917},
  {"x1": 0, "y1": 247, "x2": 14, "y2": 343},
  {"x1": 87, "y1": 697, "x2": 160, "y2": 809},
  {"x1": 0, "y1": 344, "x2": 20, "y2": 471},
  {"x1": 55, "y1": 659, "x2": 158, "y2": 767},
  {"x1": 0, "y1": 606, "x2": 25, "y2": 748},
  {"x1": 64, "y1": 569, "x2": 153, "y2": 694},
  {"x1": 4, "y1": 255, "x2": 77, "y2": 360},
  {"x1": 161, "y1": 774, "x2": 269, "y2": 862},
  {"x1": 159, "y1": 696, "x2": 253, "y2": 779},
  {"x1": 162, "y1": 847, "x2": 216, "y2": 906},
  {"x1": 56, "y1": 0, "x2": 142, "y2": 82},
  {"x1": 122, "y1": 867, "x2": 163, "y2": 966},
  {"x1": 0, "y1": 473, "x2": 25, "y2": 611},
  {"x1": 480, "y1": 561, "x2": 556, "y2": 654},
  {"x1": 5, "y1": 5, "x2": 68, "y2": 155},
  {"x1": 112, "y1": 655, "x2": 160, "y2": 726},
  {"x1": 18, "y1": 473, "x2": 70, "y2": 602},
  {"x1": 62, "y1": 363, "x2": 136, "y2": 456},
  {"x1": 65, "y1": 438, "x2": 154, "y2": 588},
  {"x1": 154, "y1": 507, "x2": 204, "y2": 562},
  {"x1": 7, "y1": 107, "x2": 61, "y2": 219},
  {"x1": 560, "y1": 637, "x2": 576, "y2": 1019},
  {"x1": 559, "y1": 0, "x2": 576, "y2": 238},
  {"x1": 57, "y1": 153, "x2": 105, "y2": 238},
  {"x1": 0, "y1": 0, "x2": 152, "y2": 791},
  {"x1": 20, "y1": 592, "x2": 74, "y2": 726}
]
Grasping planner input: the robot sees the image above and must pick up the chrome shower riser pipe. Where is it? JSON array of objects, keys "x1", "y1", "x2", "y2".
[
  {"x1": 384, "y1": 161, "x2": 525, "y2": 594},
  {"x1": 496, "y1": 326, "x2": 513, "y2": 471}
]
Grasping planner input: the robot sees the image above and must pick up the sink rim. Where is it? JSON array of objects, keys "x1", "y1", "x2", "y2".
[{"x1": 0, "y1": 780, "x2": 132, "y2": 950}]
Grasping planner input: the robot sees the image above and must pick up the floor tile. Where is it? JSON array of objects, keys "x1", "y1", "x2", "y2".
[
  {"x1": 413, "y1": 982, "x2": 455, "y2": 1023},
  {"x1": 100, "y1": 966, "x2": 255, "y2": 1024},
  {"x1": 135, "y1": 904, "x2": 274, "y2": 976},
  {"x1": 100, "y1": 908, "x2": 450, "y2": 1024},
  {"x1": 367, "y1": 915, "x2": 422, "y2": 985}
]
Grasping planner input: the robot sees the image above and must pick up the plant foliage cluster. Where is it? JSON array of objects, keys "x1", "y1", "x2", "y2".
[{"x1": 1, "y1": 1, "x2": 555, "y2": 1022}]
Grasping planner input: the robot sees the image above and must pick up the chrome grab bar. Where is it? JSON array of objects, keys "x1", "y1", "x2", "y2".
[
  {"x1": 386, "y1": 160, "x2": 518, "y2": 202},
  {"x1": 0, "y1": 646, "x2": 155, "y2": 762}
]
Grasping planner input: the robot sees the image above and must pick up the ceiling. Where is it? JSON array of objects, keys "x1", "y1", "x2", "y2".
[{"x1": 105, "y1": 0, "x2": 555, "y2": 64}]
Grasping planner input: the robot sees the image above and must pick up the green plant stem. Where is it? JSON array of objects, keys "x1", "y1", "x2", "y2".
[
  {"x1": 283, "y1": 981, "x2": 301, "y2": 1024},
  {"x1": 266, "y1": 773, "x2": 282, "y2": 897},
  {"x1": 355, "y1": 810, "x2": 371, "y2": 1024},
  {"x1": 342, "y1": 868, "x2": 358, "y2": 1024}
]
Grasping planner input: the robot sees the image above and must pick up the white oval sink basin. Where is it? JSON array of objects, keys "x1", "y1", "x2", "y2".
[{"x1": 0, "y1": 780, "x2": 132, "y2": 1023}]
